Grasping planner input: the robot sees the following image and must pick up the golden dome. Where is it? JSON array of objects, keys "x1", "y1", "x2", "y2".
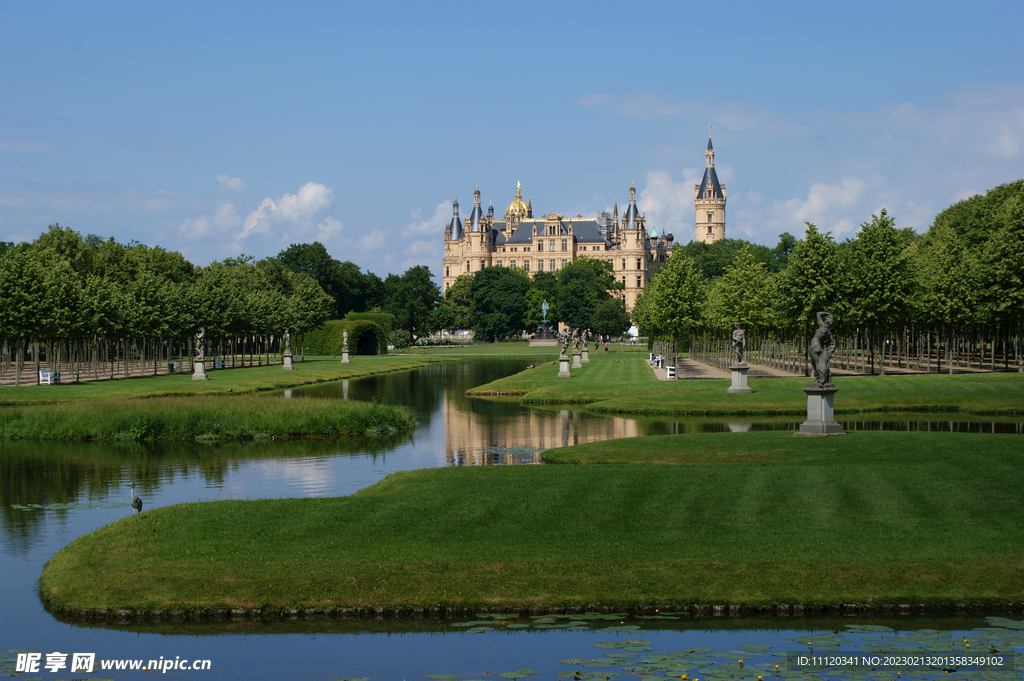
[{"x1": 505, "y1": 181, "x2": 531, "y2": 220}]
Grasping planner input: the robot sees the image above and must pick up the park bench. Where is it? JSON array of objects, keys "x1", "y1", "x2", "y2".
[
  {"x1": 213, "y1": 358, "x2": 225, "y2": 369},
  {"x1": 167, "y1": 361, "x2": 182, "y2": 373},
  {"x1": 39, "y1": 369, "x2": 60, "y2": 385},
  {"x1": 666, "y1": 366, "x2": 676, "y2": 380}
]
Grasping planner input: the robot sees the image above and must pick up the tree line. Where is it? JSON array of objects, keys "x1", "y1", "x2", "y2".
[
  {"x1": 634, "y1": 180, "x2": 1024, "y2": 374},
  {"x1": 0, "y1": 228, "x2": 447, "y2": 383}
]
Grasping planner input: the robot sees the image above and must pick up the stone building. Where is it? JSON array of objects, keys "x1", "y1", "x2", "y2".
[
  {"x1": 440, "y1": 136, "x2": 727, "y2": 311},
  {"x1": 442, "y1": 180, "x2": 674, "y2": 312},
  {"x1": 694, "y1": 134, "x2": 727, "y2": 244}
]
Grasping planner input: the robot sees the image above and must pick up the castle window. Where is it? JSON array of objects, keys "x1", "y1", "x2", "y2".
[
  {"x1": 524, "y1": 261, "x2": 530, "y2": 271},
  {"x1": 582, "y1": 246, "x2": 586, "y2": 251},
  {"x1": 481, "y1": 260, "x2": 485, "y2": 269},
  {"x1": 538, "y1": 241, "x2": 544, "y2": 251},
  {"x1": 622, "y1": 258, "x2": 626, "y2": 270},
  {"x1": 445, "y1": 267, "x2": 449, "y2": 277},
  {"x1": 708, "y1": 212, "x2": 713, "y2": 223},
  {"x1": 550, "y1": 259, "x2": 555, "y2": 270},
  {"x1": 561, "y1": 259, "x2": 567, "y2": 269},
  {"x1": 550, "y1": 240, "x2": 555, "y2": 251},
  {"x1": 636, "y1": 258, "x2": 641, "y2": 270},
  {"x1": 707, "y1": 225, "x2": 713, "y2": 234},
  {"x1": 636, "y1": 276, "x2": 642, "y2": 288},
  {"x1": 561, "y1": 239, "x2": 567, "y2": 251},
  {"x1": 498, "y1": 260, "x2": 502, "y2": 267},
  {"x1": 538, "y1": 260, "x2": 544, "y2": 271}
]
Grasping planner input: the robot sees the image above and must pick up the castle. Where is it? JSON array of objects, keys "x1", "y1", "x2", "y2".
[{"x1": 441, "y1": 136, "x2": 726, "y2": 311}]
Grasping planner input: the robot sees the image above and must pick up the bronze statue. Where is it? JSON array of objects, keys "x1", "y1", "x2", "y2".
[{"x1": 808, "y1": 311, "x2": 836, "y2": 388}]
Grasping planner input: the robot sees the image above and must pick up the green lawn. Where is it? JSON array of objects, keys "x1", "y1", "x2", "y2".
[
  {"x1": 40, "y1": 431, "x2": 1024, "y2": 611},
  {"x1": 0, "y1": 354, "x2": 455, "y2": 405},
  {"x1": 471, "y1": 355, "x2": 1024, "y2": 416}
]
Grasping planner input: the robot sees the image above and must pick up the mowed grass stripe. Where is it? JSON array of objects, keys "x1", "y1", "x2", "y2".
[{"x1": 41, "y1": 431, "x2": 1024, "y2": 610}]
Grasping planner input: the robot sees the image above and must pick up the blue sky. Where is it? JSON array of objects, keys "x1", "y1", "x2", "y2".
[{"x1": 2, "y1": 1, "x2": 1022, "y2": 278}]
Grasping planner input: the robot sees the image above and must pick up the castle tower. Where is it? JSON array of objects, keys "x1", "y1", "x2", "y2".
[
  {"x1": 441, "y1": 195, "x2": 465, "y2": 293},
  {"x1": 694, "y1": 132, "x2": 726, "y2": 244}
]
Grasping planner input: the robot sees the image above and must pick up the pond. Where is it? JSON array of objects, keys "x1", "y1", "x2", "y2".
[{"x1": 3, "y1": 358, "x2": 1022, "y2": 680}]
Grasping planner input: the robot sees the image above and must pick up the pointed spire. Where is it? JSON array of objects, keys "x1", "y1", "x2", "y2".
[
  {"x1": 453, "y1": 194, "x2": 459, "y2": 215},
  {"x1": 474, "y1": 183, "x2": 481, "y2": 204}
]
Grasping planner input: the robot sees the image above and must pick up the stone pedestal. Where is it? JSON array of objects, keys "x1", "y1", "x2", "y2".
[
  {"x1": 727, "y1": 364, "x2": 752, "y2": 394},
  {"x1": 557, "y1": 355, "x2": 571, "y2": 378},
  {"x1": 798, "y1": 384, "x2": 843, "y2": 435},
  {"x1": 192, "y1": 359, "x2": 208, "y2": 381},
  {"x1": 572, "y1": 352, "x2": 582, "y2": 369},
  {"x1": 282, "y1": 352, "x2": 294, "y2": 370},
  {"x1": 341, "y1": 350, "x2": 350, "y2": 364},
  {"x1": 581, "y1": 349, "x2": 589, "y2": 363}
]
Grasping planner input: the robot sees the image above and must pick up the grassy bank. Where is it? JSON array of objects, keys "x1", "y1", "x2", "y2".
[
  {"x1": 469, "y1": 355, "x2": 1024, "y2": 415},
  {"x1": 40, "y1": 431, "x2": 1024, "y2": 611},
  {"x1": 1, "y1": 395, "x2": 415, "y2": 441},
  {"x1": 0, "y1": 355, "x2": 449, "y2": 405}
]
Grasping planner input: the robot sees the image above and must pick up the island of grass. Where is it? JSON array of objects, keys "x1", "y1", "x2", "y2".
[
  {"x1": 468, "y1": 354, "x2": 1024, "y2": 416},
  {"x1": 40, "y1": 430, "x2": 1024, "y2": 613}
]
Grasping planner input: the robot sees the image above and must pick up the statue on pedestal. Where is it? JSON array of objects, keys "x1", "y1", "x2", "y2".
[
  {"x1": 283, "y1": 329, "x2": 291, "y2": 354},
  {"x1": 541, "y1": 299, "x2": 549, "y2": 322},
  {"x1": 732, "y1": 323, "x2": 746, "y2": 365},
  {"x1": 808, "y1": 312, "x2": 836, "y2": 388},
  {"x1": 559, "y1": 329, "x2": 570, "y2": 356},
  {"x1": 195, "y1": 328, "x2": 205, "y2": 360},
  {"x1": 342, "y1": 330, "x2": 349, "y2": 353},
  {"x1": 571, "y1": 327, "x2": 580, "y2": 354},
  {"x1": 583, "y1": 328, "x2": 590, "y2": 352}
]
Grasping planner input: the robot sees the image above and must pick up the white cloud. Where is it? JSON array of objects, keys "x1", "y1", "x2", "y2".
[
  {"x1": 357, "y1": 228, "x2": 386, "y2": 251},
  {"x1": 179, "y1": 201, "x2": 241, "y2": 240},
  {"x1": 637, "y1": 168, "x2": 703, "y2": 236},
  {"x1": 216, "y1": 173, "x2": 246, "y2": 191},
  {"x1": 238, "y1": 182, "x2": 336, "y2": 241},
  {"x1": 770, "y1": 177, "x2": 866, "y2": 231},
  {"x1": 403, "y1": 200, "x2": 450, "y2": 237}
]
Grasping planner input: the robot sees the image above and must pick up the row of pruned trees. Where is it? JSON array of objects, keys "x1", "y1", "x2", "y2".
[
  {"x1": 0, "y1": 226, "x2": 333, "y2": 385},
  {"x1": 633, "y1": 180, "x2": 1024, "y2": 374}
]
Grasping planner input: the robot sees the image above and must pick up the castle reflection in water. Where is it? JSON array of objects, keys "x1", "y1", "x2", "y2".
[{"x1": 441, "y1": 394, "x2": 640, "y2": 466}]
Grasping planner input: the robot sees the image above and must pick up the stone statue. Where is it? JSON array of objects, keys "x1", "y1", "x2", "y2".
[
  {"x1": 342, "y1": 330, "x2": 349, "y2": 353},
  {"x1": 731, "y1": 323, "x2": 745, "y2": 365},
  {"x1": 560, "y1": 329, "x2": 570, "y2": 356},
  {"x1": 283, "y1": 329, "x2": 291, "y2": 354},
  {"x1": 195, "y1": 328, "x2": 205, "y2": 360},
  {"x1": 571, "y1": 327, "x2": 580, "y2": 354},
  {"x1": 541, "y1": 299, "x2": 549, "y2": 321},
  {"x1": 808, "y1": 311, "x2": 836, "y2": 389},
  {"x1": 583, "y1": 328, "x2": 590, "y2": 352}
]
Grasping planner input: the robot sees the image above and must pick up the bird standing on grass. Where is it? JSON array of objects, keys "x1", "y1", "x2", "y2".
[{"x1": 128, "y1": 483, "x2": 143, "y2": 514}]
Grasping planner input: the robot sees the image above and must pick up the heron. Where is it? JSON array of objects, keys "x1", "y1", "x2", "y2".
[{"x1": 128, "y1": 483, "x2": 143, "y2": 514}]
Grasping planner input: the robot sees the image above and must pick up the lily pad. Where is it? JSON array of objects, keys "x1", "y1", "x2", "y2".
[{"x1": 498, "y1": 670, "x2": 538, "y2": 679}]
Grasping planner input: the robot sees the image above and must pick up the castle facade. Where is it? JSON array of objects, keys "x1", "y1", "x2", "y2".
[{"x1": 441, "y1": 136, "x2": 727, "y2": 311}]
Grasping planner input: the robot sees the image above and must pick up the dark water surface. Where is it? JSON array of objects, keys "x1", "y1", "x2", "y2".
[{"x1": 3, "y1": 359, "x2": 1022, "y2": 680}]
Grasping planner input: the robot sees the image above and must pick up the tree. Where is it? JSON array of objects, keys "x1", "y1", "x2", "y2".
[
  {"x1": 590, "y1": 298, "x2": 632, "y2": 337},
  {"x1": 916, "y1": 223, "x2": 979, "y2": 374},
  {"x1": 382, "y1": 266, "x2": 441, "y2": 338},
  {"x1": 707, "y1": 244, "x2": 777, "y2": 333},
  {"x1": 980, "y1": 194, "x2": 1024, "y2": 371},
  {"x1": 776, "y1": 223, "x2": 842, "y2": 338},
  {"x1": 770, "y1": 232, "x2": 797, "y2": 272},
  {"x1": 468, "y1": 266, "x2": 531, "y2": 341},
  {"x1": 841, "y1": 209, "x2": 916, "y2": 374},
  {"x1": 634, "y1": 251, "x2": 708, "y2": 344},
  {"x1": 555, "y1": 258, "x2": 621, "y2": 330}
]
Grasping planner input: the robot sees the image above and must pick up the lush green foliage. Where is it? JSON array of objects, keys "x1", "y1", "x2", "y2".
[
  {"x1": 635, "y1": 181, "x2": 1024, "y2": 362},
  {"x1": 274, "y1": 241, "x2": 384, "y2": 318},
  {"x1": 382, "y1": 265, "x2": 441, "y2": 338},
  {"x1": 468, "y1": 267, "x2": 532, "y2": 341},
  {"x1": 300, "y1": 319, "x2": 385, "y2": 355}
]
